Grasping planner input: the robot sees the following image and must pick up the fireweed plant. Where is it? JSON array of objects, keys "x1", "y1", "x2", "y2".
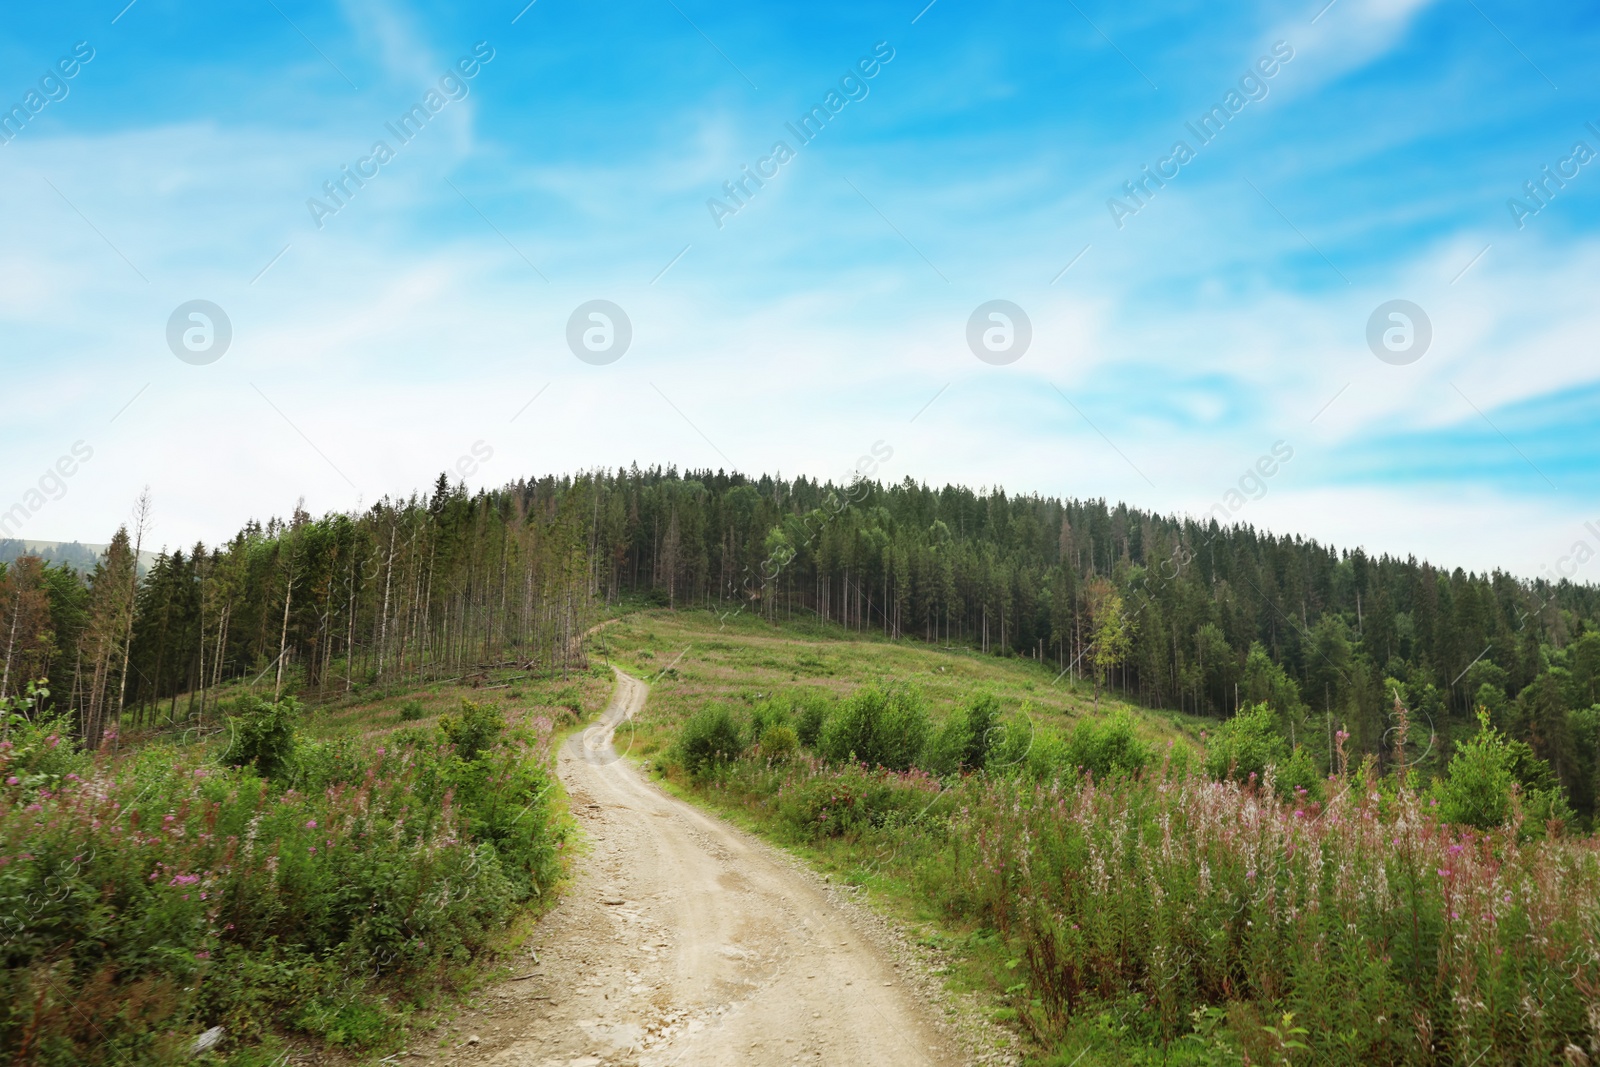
[
  {"x1": 0, "y1": 692, "x2": 565, "y2": 1064},
  {"x1": 666, "y1": 687, "x2": 1600, "y2": 1065}
]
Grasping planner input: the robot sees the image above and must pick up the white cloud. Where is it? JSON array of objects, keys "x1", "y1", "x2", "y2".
[{"x1": 3, "y1": 39, "x2": 1598, "y2": 587}]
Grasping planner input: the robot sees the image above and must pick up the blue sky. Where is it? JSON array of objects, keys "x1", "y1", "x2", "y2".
[{"x1": 2, "y1": 0, "x2": 1598, "y2": 578}]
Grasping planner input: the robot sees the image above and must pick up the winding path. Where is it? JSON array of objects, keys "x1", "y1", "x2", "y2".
[{"x1": 446, "y1": 667, "x2": 967, "y2": 1066}]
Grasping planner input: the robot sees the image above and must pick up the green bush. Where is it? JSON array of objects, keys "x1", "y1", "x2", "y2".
[
  {"x1": 673, "y1": 705, "x2": 745, "y2": 777},
  {"x1": 1063, "y1": 709, "x2": 1150, "y2": 780},
  {"x1": 793, "y1": 692, "x2": 828, "y2": 749},
  {"x1": 221, "y1": 694, "x2": 301, "y2": 780},
  {"x1": 925, "y1": 692, "x2": 1002, "y2": 776},
  {"x1": 1432, "y1": 711, "x2": 1516, "y2": 830},
  {"x1": 399, "y1": 699, "x2": 425, "y2": 721},
  {"x1": 818, "y1": 684, "x2": 930, "y2": 771},
  {"x1": 0, "y1": 699, "x2": 565, "y2": 1064},
  {"x1": 289, "y1": 736, "x2": 362, "y2": 793},
  {"x1": 438, "y1": 699, "x2": 504, "y2": 761},
  {"x1": 773, "y1": 762, "x2": 944, "y2": 838},
  {"x1": 922, "y1": 717, "x2": 966, "y2": 776},
  {"x1": 1275, "y1": 744, "x2": 1325, "y2": 803},
  {"x1": 0, "y1": 700, "x2": 85, "y2": 792},
  {"x1": 1020, "y1": 724, "x2": 1069, "y2": 780},
  {"x1": 984, "y1": 712, "x2": 1037, "y2": 774},
  {"x1": 757, "y1": 723, "x2": 798, "y2": 763},
  {"x1": 1203, "y1": 703, "x2": 1286, "y2": 785},
  {"x1": 747, "y1": 694, "x2": 792, "y2": 742},
  {"x1": 1432, "y1": 711, "x2": 1571, "y2": 834}
]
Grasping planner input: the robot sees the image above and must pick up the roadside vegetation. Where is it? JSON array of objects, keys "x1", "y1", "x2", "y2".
[
  {"x1": 0, "y1": 664, "x2": 610, "y2": 1065},
  {"x1": 620, "y1": 609, "x2": 1600, "y2": 1066}
]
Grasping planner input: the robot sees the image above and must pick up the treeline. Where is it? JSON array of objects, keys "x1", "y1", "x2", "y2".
[
  {"x1": 576, "y1": 466, "x2": 1600, "y2": 810},
  {"x1": 0, "y1": 474, "x2": 594, "y2": 745},
  {"x1": 7, "y1": 464, "x2": 1600, "y2": 808}
]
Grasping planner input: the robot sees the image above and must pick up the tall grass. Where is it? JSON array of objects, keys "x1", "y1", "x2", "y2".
[
  {"x1": 669, "y1": 689, "x2": 1600, "y2": 1065},
  {"x1": 0, "y1": 696, "x2": 565, "y2": 1064},
  {"x1": 956, "y1": 766, "x2": 1600, "y2": 1064}
]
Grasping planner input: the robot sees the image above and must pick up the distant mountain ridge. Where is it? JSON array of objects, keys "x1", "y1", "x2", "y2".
[{"x1": 0, "y1": 539, "x2": 159, "y2": 574}]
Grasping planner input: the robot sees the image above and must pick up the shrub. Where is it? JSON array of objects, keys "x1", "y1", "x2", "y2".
[
  {"x1": 399, "y1": 699, "x2": 425, "y2": 721},
  {"x1": 1063, "y1": 709, "x2": 1150, "y2": 780},
  {"x1": 922, "y1": 717, "x2": 965, "y2": 776},
  {"x1": 220, "y1": 695, "x2": 300, "y2": 780},
  {"x1": 1433, "y1": 710, "x2": 1571, "y2": 834},
  {"x1": 438, "y1": 699, "x2": 504, "y2": 761},
  {"x1": 985, "y1": 712, "x2": 1038, "y2": 774},
  {"x1": 0, "y1": 704, "x2": 565, "y2": 1064},
  {"x1": 773, "y1": 762, "x2": 943, "y2": 838},
  {"x1": 818, "y1": 684, "x2": 930, "y2": 771},
  {"x1": 747, "y1": 694, "x2": 791, "y2": 742},
  {"x1": 1275, "y1": 744, "x2": 1324, "y2": 802},
  {"x1": 1203, "y1": 703, "x2": 1286, "y2": 784},
  {"x1": 959, "y1": 692, "x2": 1001, "y2": 770},
  {"x1": 0, "y1": 701, "x2": 86, "y2": 793},
  {"x1": 289, "y1": 736, "x2": 362, "y2": 793},
  {"x1": 1020, "y1": 724, "x2": 1069, "y2": 780},
  {"x1": 757, "y1": 723, "x2": 798, "y2": 763},
  {"x1": 673, "y1": 705, "x2": 744, "y2": 777},
  {"x1": 1432, "y1": 711, "x2": 1516, "y2": 830},
  {"x1": 925, "y1": 692, "x2": 1002, "y2": 776},
  {"x1": 793, "y1": 692, "x2": 828, "y2": 750}
]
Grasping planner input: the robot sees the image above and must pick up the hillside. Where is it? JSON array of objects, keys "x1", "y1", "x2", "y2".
[
  {"x1": 587, "y1": 605, "x2": 1203, "y2": 763},
  {"x1": 10, "y1": 468, "x2": 1597, "y2": 823},
  {"x1": 617, "y1": 607, "x2": 1600, "y2": 1066}
]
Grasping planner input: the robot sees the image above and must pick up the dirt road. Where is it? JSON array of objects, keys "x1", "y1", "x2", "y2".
[{"x1": 429, "y1": 668, "x2": 979, "y2": 1067}]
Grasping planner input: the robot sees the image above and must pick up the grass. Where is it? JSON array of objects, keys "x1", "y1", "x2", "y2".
[
  {"x1": 589, "y1": 606, "x2": 1208, "y2": 1063},
  {"x1": 0, "y1": 661, "x2": 616, "y2": 1066},
  {"x1": 594, "y1": 605, "x2": 1207, "y2": 767},
  {"x1": 299, "y1": 667, "x2": 613, "y2": 744},
  {"x1": 607, "y1": 607, "x2": 1600, "y2": 1066}
]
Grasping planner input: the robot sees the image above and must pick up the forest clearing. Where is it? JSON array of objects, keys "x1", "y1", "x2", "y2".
[{"x1": 6, "y1": 472, "x2": 1600, "y2": 1065}]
